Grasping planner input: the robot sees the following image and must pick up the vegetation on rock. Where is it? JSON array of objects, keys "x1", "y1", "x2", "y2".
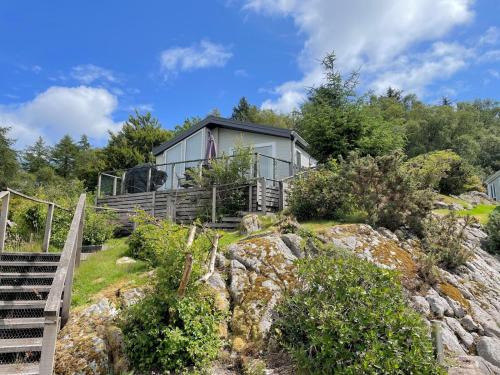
[
  {"x1": 485, "y1": 207, "x2": 500, "y2": 254},
  {"x1": 274, "y1": 251, "x2": 443, "y2": 374}
]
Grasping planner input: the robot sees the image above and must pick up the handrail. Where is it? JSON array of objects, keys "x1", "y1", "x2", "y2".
[
  {"x1": 39, "y1": 193, "x2": 86, "y2": 375},
  {"x1": 7, "y1": 188, "x2": 69, "y2": 211}
]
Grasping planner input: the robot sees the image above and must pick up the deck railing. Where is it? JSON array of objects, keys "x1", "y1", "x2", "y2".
[
  {"x1": 39, "y1": 193, "x2": 86, "y2": 375},
  {"x1": 97, "y1": 153, "x2": 294, "y2": 198}
]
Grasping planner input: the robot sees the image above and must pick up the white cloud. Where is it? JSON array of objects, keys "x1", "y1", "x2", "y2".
[
  {"x1": 160, "y1": 40, "x2": 232, "y2": 79},
  {"x1": 479, "y1": 26, "x2": 500, "y2": 45},
  {"x1": 71, "y1": 64, "x2": 117, "y2": 84},
  {"x1": 244, "y1": 0, "x2": 475, "y2": 111},
  {"x1": 234, "y1": 68, "x2": 249, "y2": 77},
  {"x1": 0, "y1": 86, "x2": 122, "y2": 147}
]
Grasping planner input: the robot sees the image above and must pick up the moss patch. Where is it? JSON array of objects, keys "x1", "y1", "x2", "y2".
[
  {"x1": 371, "y1": 242, "x2": 418, "y2": 278},
  {"x1": 439, "y1": 282, "x2": 470, "y2": 310}
]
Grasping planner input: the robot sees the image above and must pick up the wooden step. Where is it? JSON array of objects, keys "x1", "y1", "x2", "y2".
[
  {"x1": 0, "y1": 261, "x2": 59, "y2": 267},
  {"x1": 0, "y1": 252, "x2": 60, "y2": 257},
  {"x1": 220, "y1": 217, "x2": 242, "y2": 223},
  {"x1": 0, "y1": 318, "x2": 45, "y2": 329},
  {"x1": 0, "y1": 273, "x2": 55, "y2": 278},
  {"x1": 0, "y1": 286, "x2": 51, "y2": 292},
  {"x1": 0, "y1": 337, "x2": 42, "y2": 353},
  {"x1": 206, "y1": 223, "x2": 240, "y2": 229},
  {"x1": 0, "y1": 300, "x2": 47, "y2": 310},
  {"x1": 0, "y1": 363, "x2": 39, "y2": 375}
]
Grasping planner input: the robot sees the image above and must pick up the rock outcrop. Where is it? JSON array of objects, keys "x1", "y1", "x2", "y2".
[{"x1": 222, "y1": 222, "x2": 500, "y2": 372}]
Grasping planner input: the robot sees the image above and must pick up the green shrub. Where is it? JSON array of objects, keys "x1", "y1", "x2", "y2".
[
  {"x1": 123, "y1": 213, "x2": 224, "y2": 373},
  {"x1": 274, "y1": 253, "x2": 443, "y2": 374},
  {"x1": 82, "y1": 209, "x2": 116, "y2": 245},
  {"x1": 342, "y1": 151, "x2": 434, "y2": 233},
  {"x1": 405, "y1": 150, "x2": 482, "y2": 194},
  {"x1": 421, "y1": 213, "x2": 474, "y2": 270},
  {"x1": 485, "y1": 207, "x2": 500, "y2": 254},
  {"x1": 288, "y1": 160, "x2": 352, "y2": 220},
  {"x1": 121, "y1": 291, "x2": 224, "y2": 373}
]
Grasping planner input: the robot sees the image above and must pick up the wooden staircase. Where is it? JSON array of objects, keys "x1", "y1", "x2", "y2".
[
  {"x1": 207, "y1": 216, "x2": 242, "y2": 231},
  {"x1": 0, "y1": 252, "x2": 61, "y2": 375}
]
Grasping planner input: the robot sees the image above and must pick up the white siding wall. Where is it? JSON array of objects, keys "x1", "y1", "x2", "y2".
[{"x1": 487, "y1": 178, "x2": 500, "y2": 202}]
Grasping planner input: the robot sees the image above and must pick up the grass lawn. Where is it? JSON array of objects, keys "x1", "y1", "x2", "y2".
[
  {"x1": 434, "y1": 204, "x2": 497, "y2": 225},
  {"x1": 299, "y1": 219, "x2": 341, "y2": 232},
  {"x1": 72, "y1": 237, "x2": 148, "y2": 307}
]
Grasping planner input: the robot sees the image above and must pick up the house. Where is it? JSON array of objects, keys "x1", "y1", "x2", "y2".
[
  {"x1": 486, "y1": 170, "x2": 500, "y2": 202},
  {"x1": 152, "y1": 116, "x2": 316, "y2": 189}
]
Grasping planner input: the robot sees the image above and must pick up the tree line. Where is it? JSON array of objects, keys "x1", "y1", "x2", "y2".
[{"x1": 0, "y1": 51, "x2": 498, "y2": 192}]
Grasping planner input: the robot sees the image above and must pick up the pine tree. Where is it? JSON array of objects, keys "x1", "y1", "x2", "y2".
[
  {"x1": 78, "y1": 134, "x2": 91, "y2": 150},
  {"x1": 0, "y1": 127, "x2": 18, "y2": 189},
  {"x1": 231, "y1": 97, "x2": 254, "y2": 122},
  {"x1": 22, "y1": 136, "x2": 52, "y2": 173},
  {"x1": 51, "y1": 135, "x2": 79, "y2": 178}
]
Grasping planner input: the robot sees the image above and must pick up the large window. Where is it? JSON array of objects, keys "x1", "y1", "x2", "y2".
[{"x1": 166, "y1": 143, "x2": 184, "y2": 189}]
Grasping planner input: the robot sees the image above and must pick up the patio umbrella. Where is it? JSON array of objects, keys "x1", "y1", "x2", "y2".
[{"x1": 204, "y1": 131, "x2": 217, "y2": 163}]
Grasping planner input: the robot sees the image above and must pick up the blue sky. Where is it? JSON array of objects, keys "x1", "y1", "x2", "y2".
[{"x1": 0, "y1": 0, "x2": 499, "y2": 148}]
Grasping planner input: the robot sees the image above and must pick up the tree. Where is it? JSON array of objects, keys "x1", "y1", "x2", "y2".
[
  {"x1": 105, "y1": 111, "x2": 172, "y2": 170},
  {"x1": 22, "y1": 136, "x2": 52, "y2": 173},
  {"x1": 297, "y1": 54, "x2": 408, "y2": 162},
  {"x1": 75, "y1": 148, "x2": 107, "y2": 190},
  {"x1": 173, "y1": 116, "x2": 202, "y2": 136},
  {"x1": 78, "y1": 134, "x2": 91, "y2": 151},
  {"x1": 231, "y1": 97, "x2": 253, "y2": 122},
  {"x1": 51, "y1": 135, "x2": 79, "y2": 178},
  {"x1": 231, "y1": 97, "x2": 295, "y2": 128},
  {"x1": 0, "y1": 127, "x2": 18, "y2": 189}
]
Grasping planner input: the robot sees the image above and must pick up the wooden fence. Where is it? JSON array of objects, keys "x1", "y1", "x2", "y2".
[{"x1": 96, "y1": 178, "x2": 288, "y2": 225}]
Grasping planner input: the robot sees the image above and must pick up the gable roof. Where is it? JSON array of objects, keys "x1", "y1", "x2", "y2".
[
  {"x1": 486, "y1": 170, "x2": 500, "y2": 184},
  {"x1": 153, "y1": 116, "x2": 309, "y2": 156}
]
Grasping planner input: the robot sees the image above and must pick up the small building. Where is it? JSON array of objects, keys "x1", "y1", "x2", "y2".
[
  {"x1": 152, "y1": 116, "x2": 316, "y2": 189},
  {"x1": 486, "y1": 170, "x2": 500, "y2": 202}
]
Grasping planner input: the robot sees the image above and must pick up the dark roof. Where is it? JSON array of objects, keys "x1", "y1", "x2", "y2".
[{"x1": 153, "y1": 116, "x2": 309, "y2": 156}]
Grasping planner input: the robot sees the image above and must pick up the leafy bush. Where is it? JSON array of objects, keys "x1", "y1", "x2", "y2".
[
  {"x1": 342, "y1": 151, "x2": 434, "y2": 232},
  {"x1": 274, "y1": 252, "x2": 442, "y2": 374},
  {"x1": 421, "y1": 213, "x2": 474, "y2": 270},
  {"x1": 123, "y1": 213, "x2": 224, "y2": 373},
  {"x1": 82, "y1": 209, "x2": 116, "y2": 245},
  {"x1": 485, "y1": 207, "x2": 500, "y2": 254},
  {"x1": 287, "y1": 161, "x2": 352, "y2": 220},
  {"x1": 405, "y1": 150, "x2": 482, "y2": 194},
  {"x1": 121, "y1": 291, "x2": 224, "y2": 373}
]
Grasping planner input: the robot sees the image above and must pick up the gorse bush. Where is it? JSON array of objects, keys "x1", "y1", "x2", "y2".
[
  {"x1": 405, "y1": 150, "x2": 483, "y2": 195},
  {"x1": 485, "y1": 207, "x2": 500, "y2": 254},
  {"x1": 123, "y1": 213, "x2": 224, "y2": 373},
  {"x1": 274, "y1": 252, "x2": 443, "y2": 374},
  {"x1": 288, "y1": 151, "x2": 434, "y2": 233},
  {"x1": 421, "y1": 213, "x2": 474, "y2": 270}
]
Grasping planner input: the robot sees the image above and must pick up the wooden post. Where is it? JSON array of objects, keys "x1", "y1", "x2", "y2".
[
  {"x1": 278, "y1": 181, "x2": 284, "y2": 211},
  {"x1": 171, "y1": 164, "x2": 175, "y2": 190},
  {"x1": 198, "y1": 233, "x2": 219, "y2": 283},
  {"x1": 248, "y1": 184, "x2": 253, "y2": 212},
  {"x1": 42, "y1": 203, "x2": 55, "y2": 253},
  {"x1": 260, "y1": 177, "x2": 267, "y2": 214},
  {"x1": 96, "y1": 174, "x2": 102, "y2": 201},
  {"x1": 212, "y1": 185, "x2": 217, "y2": 223},
  {"x1": 146, "y1": 166, "x2": 152, "y2": 192},
  {"x1": 121, "y1": 172, "x2": 126, "y2": 194},
  {"x1": 112, "y1": 176, "x2": 117, "y2": 196},
  {"x1": 177, "y1": 253, "x2": 193, "y2": 298},
  {"x1": 60, "y1": 248, "x2": 75, "y2": 326},
  {"x1": 166, "y1": 195, "x2": 174, "y2": 221},
  {"x1": 0, "y1": 192, "x2": 10, "y2": 252},
  {"x1": 151, "y1": 191, "x2": 156, "y2": 216},
  {"x1": 39, "y1": 315, "x2": 60, "y2": 375},
  {"x1": 255, "y1": 154, "x2": 260, "y2": 178},
  {"x1": 431, "y1": 320, "x2": 444, "y2": 365},
  {"x1": 273, "y1": 158, "x2": 277, "y2": 185},
  {"x1": 75, "y1": 205, "x2": 85, "y2": 267}
]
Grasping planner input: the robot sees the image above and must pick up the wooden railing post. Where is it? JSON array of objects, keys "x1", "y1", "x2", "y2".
[
  {"x1": 0, "y1": 192, "x2": 10, "y2": 252},
  {"x1": 42, "y1": 203, "x2": 54, "y2": 253},
  {"x1": 146, "y1": 166, "x2": 152, "y2": 192},
  {"x1": 171, "y1": 164, "x2": 175, "y2": 190},
  {"x1": 278, "y1": 181, "x2": 284, "y2": 211},
  {"x1": 112, "y1": 176, "x2": 118, "y2": 196},
  {"x1": 212, "y1": 185, "x2": 217, "y2": 223},
  {"x1": 39, "y1": 316, "x2": 60, "y2": 375},
  {"x1": 259, "y1": 177, "x2": 267, "y2": 214},
  {"x1": 248, "y1": 184, "x2": 253, "y2": 212},
  {"x1": 96, "y1": 174, "x2": 102, "y2": 201},
  {"x1": 121, "y1": 172, "x2": 126, "y2": 194},
  {"x1": 75, "y1": 203, "x2": 85, "y2": 267}
]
